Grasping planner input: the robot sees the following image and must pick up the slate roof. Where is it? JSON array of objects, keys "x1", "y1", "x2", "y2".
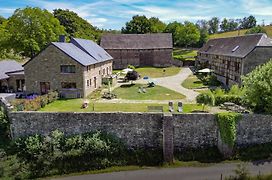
[
  {"x1": 100, "y1": 33, "x2": 173, "y2": 50},
  {"x1": 0, "y1": 60, "x2": 24, "y2": 80},
  {"x1": 199, "y1": 34, "x2": 272, "y2": 58},
  {"x1": 24, "y1": 38, "x2": 113, "y2": 67}
]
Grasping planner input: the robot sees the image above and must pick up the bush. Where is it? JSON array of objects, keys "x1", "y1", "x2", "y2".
[
  {"x1": 12, "y1": 91, "x2": 59, "y2": 111},
  {"x1": 127, "y1": 64, "x2": 136, "y2": 70},
  {"x1": 214, "y1": 95, "x2": 243, "y2": 106},
  {"x1": 196, "y1": 92, "x2": 214, "y2": 110}
]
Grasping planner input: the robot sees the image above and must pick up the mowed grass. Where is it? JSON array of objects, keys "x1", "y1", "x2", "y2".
[
  {"x1": 40, "y1": 99, "x2": 206, "y2": 113},
  {"x1": 173, "y1": 49, "x2": 197, "y2": 61},
  {"x1": 114, "y1": 67, "x2": 181, "y2": 78},
  {"x1": 113, "y1": 84, "x2": 185, "y2": 100},
  {"x1": 182, "y1": 75, "x2": 208, "y2": 89},
  {"x1": 209, "y1": 25, "x2": 272, "y2": 39}
]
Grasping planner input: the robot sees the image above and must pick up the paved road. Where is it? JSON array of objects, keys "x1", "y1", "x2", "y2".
[{"x1": 55, "y1": 162, "x2": 272, "y2": 180}]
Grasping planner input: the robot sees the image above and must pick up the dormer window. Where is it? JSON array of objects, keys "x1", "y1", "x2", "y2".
[{"x1": 232, "y1": 45, "x2": 239, "y2": 52}]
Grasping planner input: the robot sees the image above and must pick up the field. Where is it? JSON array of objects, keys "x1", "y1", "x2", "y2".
[
  {"x1": 209, "y1": 25, "x2": 272, "y2": 39},
  {"x1": 173, "y1": 49, "x2": 197, "y2": 61},
  {"x1": 40, "y1": 99, "x2": 205, "y2": 113},
  {"x1": 114, "y1": 66, "x2": 181, "y2": 78},
  {"x1": 182, "y1": 75, "x2": 208, "y2": 89}
]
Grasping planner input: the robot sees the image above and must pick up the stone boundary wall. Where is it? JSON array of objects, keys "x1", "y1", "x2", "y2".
[{"x1": 9, "y1": 112, "x2": 272, "y2": 161}]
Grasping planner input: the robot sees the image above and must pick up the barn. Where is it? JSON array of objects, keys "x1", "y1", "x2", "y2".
[{"x1": 100, "y1": 33, "x2": 173, "y2": 69}]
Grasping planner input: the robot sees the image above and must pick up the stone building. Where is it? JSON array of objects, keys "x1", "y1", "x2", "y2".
[
  {"x1": 197, "y1": 34, "x2": 272, "y2": 87},
  {"x1": 24, "y1": 37, "x2": 113, "y2": 98},
  {"x1": 0, "y1": 60, "x2": 25, "y2": 93},
  {"x1": 100, "y1": 33, "x2": 173, "y2": 69}
]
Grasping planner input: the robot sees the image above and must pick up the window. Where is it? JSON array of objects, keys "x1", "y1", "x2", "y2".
[
  {"x1": 232, "y1": 45, "x2": 239, "y2": 52},
  {"x1": 60, "y1": 65, "x2": 75, "y2": 73},
  {"x1": 103, "y1": 69, "x2": 105, "y2": 75},
  {"x1": 89, "y1": 79, "x2": 92, "y2": 86},
  {"x1": 61, "y1": 82, "x2": 76, "y2": 89},
  {"x1": 107, "y1": 67, "x2": 109, "y2": 75},
  {"x1": 99, "y1": 70, "x2": 101, "y2": 75},
  {"x1": 235, "y1": 62, "x2": 240, "y2": 72},
  {"x1": 87, "y1": 80, "x2": 89, "y2": 87}
]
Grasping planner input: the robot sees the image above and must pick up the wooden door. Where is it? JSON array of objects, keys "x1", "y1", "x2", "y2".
[{"x1": 40, "y1": 82, "x2": 50, "y2": 95}]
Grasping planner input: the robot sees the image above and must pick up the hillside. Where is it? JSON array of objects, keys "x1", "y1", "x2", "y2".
[{"x1": 209, "y1": 25, "x2": 272, "y2": 39}]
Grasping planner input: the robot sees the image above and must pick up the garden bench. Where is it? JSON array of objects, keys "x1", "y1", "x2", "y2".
[{"x1": 147, "y1": 106, "x2": 163, "y2": 112}]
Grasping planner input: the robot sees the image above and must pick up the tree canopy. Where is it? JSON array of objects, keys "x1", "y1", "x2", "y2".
[
  {"x1": 242, "y1": 60, "x2": 272, "y2": 114},
  {"x1": 149, "y1": 17, "x2": 166, "y2": 33},
  {"x1": 53, "y1": 9, "x2": 101, "y2": 41},
  {"x1": 3, "y1": 7, "x2": 66, "y2": 57},
  {"x1": 174, "y1": 22, "x2": 200, "y2": 47},
  {"x1": 0, "y1": 16, "x2": 5, "y2": 24},
  {"x1": 121, "y1": 15, "x2": 152, "y2": 34}
]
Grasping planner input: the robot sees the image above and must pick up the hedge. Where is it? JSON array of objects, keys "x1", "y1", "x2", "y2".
[{"x1": 214, "y1": 95, "x2": 243, "y2": 106}]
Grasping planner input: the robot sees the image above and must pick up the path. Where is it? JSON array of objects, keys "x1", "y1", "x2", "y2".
[{"x1": 55, "y1": 161, "x2": 272, "y2": 180}]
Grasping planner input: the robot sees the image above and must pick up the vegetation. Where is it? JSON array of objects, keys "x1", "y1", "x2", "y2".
[
  {"x1": 53, "y1": 9, "x2": 101, "y2": 41},
  {"x1": 113, "y1": 84, "x2": 185, "y2": 100},
  {"x1": 209, "y1": 25, "x2": 272, "y2": 39},
  {"x1": 11, "y1": 91, "x2": 59, "y2": 111},
  {"x1": 196, "y1": 92, "x2": 214, "y2": 110},
  {"x1": 1, "y1": 7, "x2": 66, "y2": 57},
  {"x1": 245, "y1": 25, "x2": 266, "y2": 35},
  {"x1": 136, "y1": 66, "x2": 181, "y2": 78},
  {"x1": 242, "y1": 60, "x2": 272, "y2": 114},
  {"x1": 173, "y1": 49, "x2": 197, "y2": 61},
  {"x1": 216, "y1": 112, "x2": 241, "y2": 148}
]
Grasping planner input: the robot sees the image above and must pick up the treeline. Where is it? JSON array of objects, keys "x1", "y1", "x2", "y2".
[
  {"x1": 121, "y1": 15, "x2": 264, "y2": 48},
  {"x1": 0, "y1": 7, "x2": 102, "y2": 59}
]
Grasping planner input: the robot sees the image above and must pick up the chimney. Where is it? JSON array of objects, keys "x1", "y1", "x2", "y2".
[{"x1": 59, "y1": 35, "x2": 65, "y2": 42}]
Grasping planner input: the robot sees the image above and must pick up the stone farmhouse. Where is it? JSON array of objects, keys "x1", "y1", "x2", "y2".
[
  {"x1": 24, "y1": 37, "x2": 113, "y2": 98},
  {"x1": 100, "y1": 33, "x2": 173, "y2": 69},
  {"x1": 0, "y1": 60, "x2": 25, "y2": 93},
  {"x1": 197, "y1": 34, "x2": 272, "y2": 87}
]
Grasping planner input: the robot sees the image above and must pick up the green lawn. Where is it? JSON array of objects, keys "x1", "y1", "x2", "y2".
[
  {"x1": 114, "y1": 67, "x2": 181, "y2": 78},
  {"x1": 40, "y1": 99, "x2": 205, "y2": 113},
  {"x1": 113, "y1": 84, "x2": 185, "y2": 100},
  {"x1": 173, "y1": 49, "x2": 197, "y2": 61},
  {"x1": 182, "y1": 75, "x2": 208, "y2": 89}
]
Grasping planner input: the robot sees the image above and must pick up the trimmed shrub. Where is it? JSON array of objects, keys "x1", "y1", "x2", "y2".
[
  {"x1": 214, "y1": 95, "x2": 243, "y2": 106},
  {"x1": 196, "y1": 92, "x2": 214, "y2": 110}
]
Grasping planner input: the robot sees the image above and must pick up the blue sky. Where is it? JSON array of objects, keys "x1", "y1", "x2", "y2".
[{"x1": 0, "y1": 0, "x2": 272, "y2": 29}]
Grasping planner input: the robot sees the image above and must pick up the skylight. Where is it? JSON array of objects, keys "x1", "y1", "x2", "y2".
[{"x1": 232, "y1": 45, "x2": 239, "y2": 52}]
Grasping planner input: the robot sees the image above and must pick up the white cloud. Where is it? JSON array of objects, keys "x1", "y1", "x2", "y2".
[
  {"x1": 0, "y1": 8, "x2": 16, "y2": 14},
  {"x1": 241, "y1": 0, "x2": 272, "y2": 16}
]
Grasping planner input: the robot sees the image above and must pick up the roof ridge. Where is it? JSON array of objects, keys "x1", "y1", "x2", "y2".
[{"x1": 210, "y1": 33, "x2": 265, "y2": 40}]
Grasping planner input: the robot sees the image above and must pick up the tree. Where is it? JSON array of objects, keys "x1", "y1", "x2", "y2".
[
  {"x1": 208, "y1": 17, "x2": 220, "y2": 34},
  {"x1": 121, "y1": 15, "x2": 151, "y2": 34},
  {"x1": 164, "y1": 21, "x2": 183, "y2": 46},
  {"x1": 242, "y1": 60, "x2": 272, "y2": 114},
  {"x1": 196, "y1": 92, "x2": 214, "y2": 111},
  {"x1": 220, "y1": 18, "x2": 229, "y2": 32},
  {"x1": 240, "y1": 15, "x2": 256, "y2": 29},
  {"x1": 5, "y1": 7, "x2": 66, "y2": 57},
  {"x1": 0, "y1": 16, "x2": 5, "y2": 24},
  {"x1": 195, "y1": 20, "x2": 209, "y2": 47},
  {"x1": 53, "y1": 9, "x2": 101, "y2": 41},
  {"x1": 245, "y1": 25, "x2": 266, "y2": 35},
  {"x1": 174, "y1": 22, "x2": 200, "y2": 47},
  {"x1": 125, "y1": 70, "x2": 139, "y2": 84},
  {"x1": 149, "y1": 17, "x2": 166, "y2": 33}
]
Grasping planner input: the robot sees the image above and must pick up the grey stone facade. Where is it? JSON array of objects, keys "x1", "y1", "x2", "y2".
[{"x1": 24, "y1": 45, "x2": 112, "y2": 98}]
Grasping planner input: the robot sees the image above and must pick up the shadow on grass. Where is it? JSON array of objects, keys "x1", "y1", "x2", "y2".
[{"x1": 120, "y1": 84, "x2": 136, "y2": 88}]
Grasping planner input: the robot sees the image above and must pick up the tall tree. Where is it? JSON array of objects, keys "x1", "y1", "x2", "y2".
[
  {"x1": 121, "y1": 15, "x2": 151, "y2": 34},
  {"x1": 164, "y1": 21, "x2": 183, "y2": 46},
  {"x1": 245, "y1": 25, "x2": 266, "y2": 34},
  {"x1": 53, "y1": 9, "x2": 101, "y2": 41},
  {"x1": 5, "y1": 7, "x2": 66, "y2": 57},
  {"x1": 195, "y1": 20, "x2": 209, "y2": 47},
  {"x1": 240, "y1": 15, "x2": 257, "y2": 29},
  {"x1": 149, "y1": 17, "x2": 166, "y2": 33},
  {"x1": 208, "y1": 17, "x2": 220, "y2": 34},
  {"x1": 220, "y1": 18, "x2": 229, "y2": 32},
  {"x1": 175, "y1": 21, "x2": 200, "y2": 47}
]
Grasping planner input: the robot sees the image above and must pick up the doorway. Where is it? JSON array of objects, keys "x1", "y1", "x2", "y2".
[{"x1": 40, "y1": 82, "x2": 50, "y2": 95}]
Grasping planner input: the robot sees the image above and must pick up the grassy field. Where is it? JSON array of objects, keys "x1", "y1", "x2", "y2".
[
  {"x1": 114, "y1": 67, "x2": 181, "y2": 78},
  {"x1": 209, "y1": 25, "x2": 272, "y2": 39},
  {"x1": 113, "y1": 84, "x2": 185, "y2": 100},
  {"x1": 182, "y1": 75, "x2": 208, "y2": 89},
  {"x1": 173, "y1": 49, "x2": 197, "y2": 61},
  {"x1": 40, "y1": 99, "x2": 205, "y2": 113}
]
